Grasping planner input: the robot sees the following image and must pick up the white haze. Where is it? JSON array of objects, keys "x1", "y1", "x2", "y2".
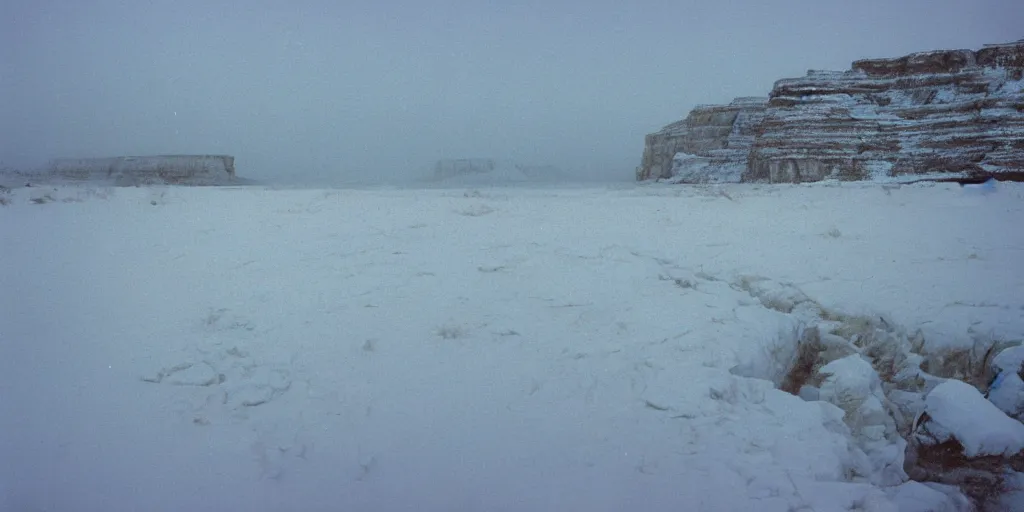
[{"x1": 1, "y1": 0, "x2": 1021, "y2": 184}]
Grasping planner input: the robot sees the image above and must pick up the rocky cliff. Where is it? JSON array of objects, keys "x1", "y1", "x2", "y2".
[
  {"x1": 638, "y1": 40, "x2": 1024, "y2": 183},
  {"x1": 637, "y1": 97, "x2": 767, "y2": 182}
]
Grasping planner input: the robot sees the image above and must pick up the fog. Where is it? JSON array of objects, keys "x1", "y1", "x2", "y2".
[{"x1": 1, "y1": 0, "x2": 1020, "y2": 184}]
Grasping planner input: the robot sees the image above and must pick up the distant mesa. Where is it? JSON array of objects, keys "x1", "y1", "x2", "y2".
[
  {"x1": 638, "y1": 39, "x2": 1024, "y2": 184},
  {"x1": 433, "y1": 158, "x2": 499, "y2": 179},
  {"x1": 427, "y1": 158, "x2": 565, "y2": 185},
  {"x1": 4, "y1": 155, "x2": 242, "y2": 187}
]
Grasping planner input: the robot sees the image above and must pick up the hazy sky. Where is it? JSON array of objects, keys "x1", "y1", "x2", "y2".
[{"x1": 1, "y1": 0, "x2": 1020, "y2": 183}]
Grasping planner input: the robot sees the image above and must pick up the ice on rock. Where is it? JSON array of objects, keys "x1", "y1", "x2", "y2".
[{"x1": 922, "y1": 379, "x2": 1024, "y2": 457}]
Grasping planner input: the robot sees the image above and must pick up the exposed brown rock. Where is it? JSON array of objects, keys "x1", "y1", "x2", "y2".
[{"x1": 852, "y1": 49, "x2": 976, "y2": 78}]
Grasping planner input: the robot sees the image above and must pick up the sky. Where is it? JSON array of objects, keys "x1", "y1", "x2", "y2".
[{"x1": 1, "y1": 0, "x2": 1021, "y2": 184}]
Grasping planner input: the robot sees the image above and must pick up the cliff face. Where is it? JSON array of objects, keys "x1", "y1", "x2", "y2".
[
  {"x1": 637, "y1": 97, "x2": 767, "y2": 183},
  {"x1": 639, "y1": 40, "x2": 1024, "y2": 183}
]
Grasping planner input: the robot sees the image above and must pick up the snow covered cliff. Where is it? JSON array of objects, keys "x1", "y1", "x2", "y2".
[{"x1": 638, "y1": 40, "x2": 1024, "y2": 184}]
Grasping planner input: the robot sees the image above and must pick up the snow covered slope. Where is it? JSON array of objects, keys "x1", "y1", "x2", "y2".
[{"x1": 2, "y1": 181, "x2": 1022, "y2": 511}]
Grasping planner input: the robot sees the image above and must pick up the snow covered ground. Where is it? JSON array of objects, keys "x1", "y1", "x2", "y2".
[{"x1": 2, "y1": 180, "x2": 1023, "y2": 511}]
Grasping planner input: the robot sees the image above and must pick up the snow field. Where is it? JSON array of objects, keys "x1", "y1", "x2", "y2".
[{"x1": 1, "y1": 181, "x2": 1023, "y2": 511}]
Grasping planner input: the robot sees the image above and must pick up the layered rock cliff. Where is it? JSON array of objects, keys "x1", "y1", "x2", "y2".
[
  {"x1": 638, "y1": 40, "x2": 1024, "y2": 183},
  {"x1": 636, "y1": 97, "x2": 767, "y2": 182}
]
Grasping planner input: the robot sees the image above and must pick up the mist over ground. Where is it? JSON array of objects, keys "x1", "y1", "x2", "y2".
[{"x1": 1, "y1": 0, "x2": 1020, "y2": 185}]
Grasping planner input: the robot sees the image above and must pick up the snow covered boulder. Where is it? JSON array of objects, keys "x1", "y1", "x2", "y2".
[
  {"x1": 988, "y1": 345, "x2": 1024, "y2": 420},
  {"x1": 918, "y1": 379, "x2": 1024, "y2": 458},
  {"x1": 992, "y1": 345, "x2": 1024, "y2": 376},
  {"x1": 988, "y1": 371, "x2": 1024, "y2": 420},
  {"x1": 818, "y1": 355, "x2": 883, "y2": 405}
]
